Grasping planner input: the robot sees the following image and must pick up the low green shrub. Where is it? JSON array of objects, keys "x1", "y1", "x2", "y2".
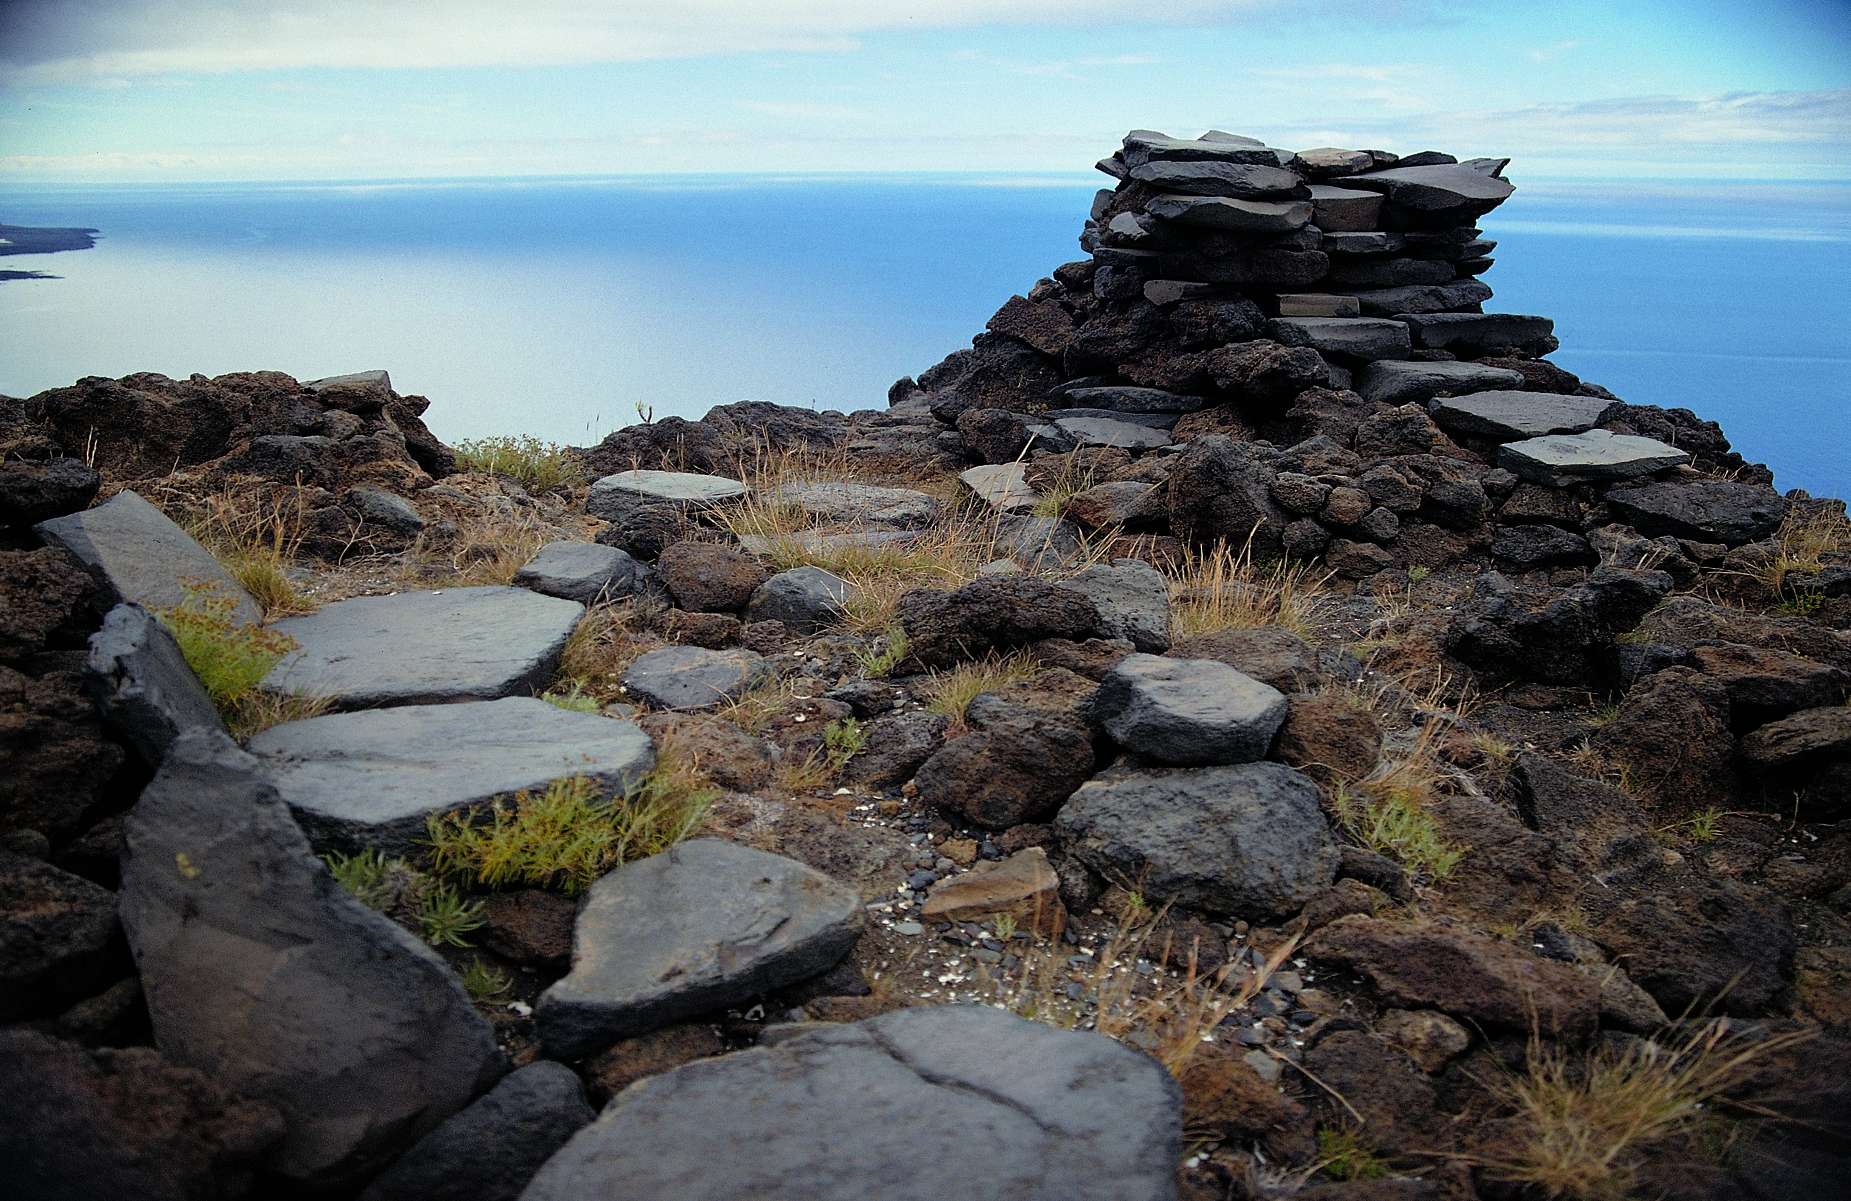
[
  {"x1": 452, "y1": 435, "x2": 585, "y2": 491},
  {"x1": 158, "y1": 581, "x2": 326, "y2": 738}
]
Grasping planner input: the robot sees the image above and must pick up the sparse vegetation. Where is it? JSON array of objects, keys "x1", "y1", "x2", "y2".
[
  {"x1": 1167, "y1": 536, "x2": 1330, "y2": 640},
  {"x1": 554, "y1": 605, "x2": 654, "y2": 702},
  {"x1": 1316, "y1": 1127, "x2": 1392, "y2": 1182},
  {"x1": 452, "y1": 435, "x2": 585, "y2": 492},
  {"x1": 852, "y1": 627, "x2": 909, "y2": 677},
  {"x1": 540, "y1": 682, "x2": 602, "y2": 713},
  {"x1": 922, "y1": 653, "x2": 1038, "y2": 731},
  {"x1": 1333, "y1": 782, "x2": 1464, "y2": 882},
  {"x1": 1475, "y1": 1020, "x2": 1811, "y2": 1200},
  {"x1": 324, "y1": 847, "x2": 401, "y2": 909},
  {"x1": 183, "y1": 486, "x2": 313, "y2": 617},
  {"x1": 438, "y1": 508, "x2": 556, "y2": 586},
  {"x1": 417, "y1": 881, "x2": 486, "y2": 947},
  {"x1": 463, "y1": 957, "x2": 512, "y2": 1001},
  {"x1": 158, "y1": 581, "x2": 329, "y2": 738}
]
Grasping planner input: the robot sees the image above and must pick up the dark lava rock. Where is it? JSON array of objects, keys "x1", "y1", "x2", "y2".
[
  {"x1": 1164, "y1": 436, "x2": 1287, "y2": 553},
  {"x1": 915, "y1": 696, "x2": 1095, "y2": 829},
  {"x1": 656, "y1": 540, "x2": 769, "y2": 612},
  {"x1": 0, "y1": 851, "x2": 122, "y2": 1021},
  {"x1": 0, "y1": 545, "x2": 100, "y2": 662},
  {"x1": 1593, "y1": 877, "x2": 1795, "y2": 1017},
  {"x1": 1690, "y1": 641, "x2": 1849, "y2": 728},
  {"x1": 1490, "y1": 523, "x2": 1595, "y2": 568},
  {"x1": 478, "y1": 889, "x2": 578, "y2": 969},
  {"x1": 0, "y1": 456, "x2": 100, "y2": 527},
  {"x1": 0, "y1": 663, "x2": 129, "y2": 843},
  {"x1": 1169, "y1": 626, "x2": 1318, "y2": 692},
  {"x1": 84, "y1": 602, "x2": 226, "y2": 767},
  {"x1": 1274, "y1": 691, "x2": 1384, "y2": 781},
  {"x1": 1606, "y1": 479, "x2": 1788, "y2": 547},
  {"x1": 841, "y1": 710, "x2": 948, "y2": 789},
  {"x1": 1303, "y1": 1030, "x2": 1451, "y2": 1156},
  {"x1": 747, "y1": 566, "x2": 856, "y2": 632},
  {"x1": 898, "y1": 575, "x2": 1101, "y2": 670},
  {"x1": 1447, "y1": 566, "x2": 1673, "y2": 686},
  {"x1": 1593, "y1": 666, "x2": 1734, "y2": 806},
  {"x1": 521, "y1": 1005, "x2": 1182, "y2": 1201}
]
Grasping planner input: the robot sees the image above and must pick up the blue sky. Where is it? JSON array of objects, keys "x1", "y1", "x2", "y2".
[{"x1": 2, "y1": 0, "x2": 1848, "y2": 181}]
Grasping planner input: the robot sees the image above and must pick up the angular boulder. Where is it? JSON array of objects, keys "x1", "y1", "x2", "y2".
[
  {"x1": 915, "y1": 696, "x2": 1095, "y2": 830},
  {"x1": 1059, "y1": 559, "x2": 1172, "y2": 652},
  {"x1": 620, "y1": 645, "x2": 770, "y2": 711},
  {"x1": 536, "y1": 839, "x2": 861, "y2": 1058},
  {"x1": 119, "y1": 730, "x2": 503, "y2": 1187},
  {"x1": 898, "y1": 575, "x2": 1100, "y2": 670},
  {"x1": 35, "y1": 490, "x2": 261, "y2": 625},
  {"x1": 1605, "y1": 480, "x2": 1789, "y2": 547},
  {"x1": 0, "y1": 851, "x2": 122, "y2": 1021},
  {"x1": 1092, "y1": 653, "x2": 1287, "y2": 765},
  {"x1": 513, "y1": 541, "x2": 650, "y2": 605},
  {"x1": 1498, "y1": 430, "x2": 1690, "y2": 486},
  {"x1": 1356, "y1": 359, "x2": 1525, "y2": 405},
  {"x1": 84, "y1": 602, "x2": 227, "y2": 767},
  {"x1": 747, "y1": 566, "x2": 856, "y2": 632},
  {"x1": 1429, "y1": 390, "x2": 1618, "y2": 441}
]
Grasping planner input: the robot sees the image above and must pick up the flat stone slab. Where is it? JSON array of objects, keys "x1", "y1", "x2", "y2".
[
  {"x1": 1403, "y1": 312, "x2": 1554, "y2": 353},
  {"x1": 1143, "y1": 194, "x2": 1312, "y2": 234},
  {"x1": 1346, "y1": 279, "x2": 1491, "y2": 316},
  {"x1": 1345, "y1": 163, "x2": 1516, "y2": 221},
  {"x1": 1093, "y1": 653, "x2": 1287, "y2": 765},
  {"x1": 85, "y1": 602, "x2": 226, "y2": 767},
  {"x1": 262, "y1": 587, "x2": 584, "y2": 709},
  {"x1": 959, "y1": 462, "x2": 1040, "y2": 514},
  {"x1": 535, "y1": 839, "x2": 861, "y2": 1058},
  {"x1": 766, "y1": 481, "x2": 940, "y2": 528},
  {"x1": 305, "y1": 369, "x2": 391, "y2": 392},
  {"x1": 120, "y1": 731, "x2": 502, "y2": 1187},
  {"x1": 1045, "y1": 407, "x2": 1179, "y2": 430},
  {"x1": 1054, "y1": 416, "x2": 1172, "y2": 451},
  {"x1": 1055, "y1": 762, "x2": 1337, "y2": 919},
  {"x1": 1122, "y1": 129, "x2": 1275, "y2": 167},
  {"x1": 1126, "y1": 159, "x2": 1302, "y2": 198},
  {"x1": 1357, "y1": 359, "x2": 1525, "y2": 404},
  {"x1": 587, "y1": 470, "x2": 745, "y2": 521},
  {"x1": 737, "y1": 529, "x2": 920, "y2": 557},
  {"x1": 1306, "y1": 184, "x2": 1383, "y2": 231},
  {"x1": 1605, "y1": 479, "x2": 1789, "y2": 546},
  {"x1": 1057, "y1": 385, "x2": 1207, "y2": 413},
  {"x1": 513, "y1": 541, "x2": 650, "y2": 605},
  {"x1": 1059, "y1": 561, "x2": 1172, "y2": 653},
  {"x1": 1498, "y1": 430, "x2": 1692, "y2": 486},
  {"x1": 620, "y1": 645, "x2": 769, "y2": 710},
  {"x1": 248, "y1": 697, "x2": 655, "y2": 856},
  {"x1": 1320, "y1": 230, "x2": 1405, "y2": 254},
  {"x1": 1277, "y1": 293, "x2": 1362, "y2": 317},
  {"x1": 1429, "y1": 390, "x2": 1619, "y2": 441},
  {"x1": 1268, "y1": 316, "x2": 1410, "y2": 361},
  {"x1": 35, "y1": 490, "x2": 261, "y2": 625},
  {"x1": 522, "y1": 1005, "x2": 1181, "y2": 1201}
]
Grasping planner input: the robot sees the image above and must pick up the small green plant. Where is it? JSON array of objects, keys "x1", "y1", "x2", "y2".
[
  {"x1": 991, "y1": 913, "x2": 1018, "y2": 941},
  {"x1": 1316, "y1": 1127, "x2": 1391, "y2": 1182},
  {"x1": 158, "y1": 582, "x2": 323, "y2": 738},
  {"x1": 923, "y1": 653, "x2": 1039, "y2": 731},
  {"x1": 1334, "y1": 784, "x2": 1465, "y2": 881},
  {"x1": 822, "y1": 717, "x2": 866, "y2": 771},
  {"x1": 1777, "y1": 591, "x2": 1824, "y2": 617},
  {"x1": 418, "y1": 881, "x2": 486, "y2": 948},
  {"x1": 463, "y1": 957, "x2": 512, "y2": 1001},
  {"x1": 540, "y1": 682, "x2": 602, "y2": 713},
  {"x1": 852, "y1": 628, "x2": 910, "y2": 677},
  {"x1": 452, "y1": 435, "x2": 585, "y2": 491},
  {"x1": 1406, "y1": 564, "x2": 1431, "y2": 583},
  {"x1": 324, "y1": 847, "x2": 398, "y2": 908}
]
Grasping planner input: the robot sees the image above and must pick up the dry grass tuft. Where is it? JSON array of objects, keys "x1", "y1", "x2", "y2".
[
  {"x1": 1168, "y1": 537, "x2": 1332, "y2": 640},
  {"x1": 1474, "y1": 1020, "x2": 1812, "y2": 1200},
  {"x1": 183, "y1": 486, "x2": 314, "y2": 617},
  {"x1": 921, "y1": 653, "x2": 1040, "y2": 732},
  {"x1": 1743, "y1": 506, "x2": 1851, "y2": 600},
  {"x1": 434, "y1": 508, "x2": 556, "y2": 586},
  {"x1": 554, "y1": 605, "x2": 657, "y2": 702}
]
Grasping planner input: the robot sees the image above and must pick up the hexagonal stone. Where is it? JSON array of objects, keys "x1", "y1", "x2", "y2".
[
  {"x1": 523, "y1": 1005, "x2": 1181, "y2": 1201},
  {"x1": 513, "y1": 541, "x2": 650, "y2": 605},
  {"x1": 35, "y1": 490, "x2": 261, "y2": 626},
  {"x1": 1357, "y1": 359, "x2": 1525, "y2": 405},
  {"x1": 262, "y1": 587, "x2": 584, "y2": 710},
  {"x1": 586, "y1": 470, "x2": 745, "y2": 522},
  {"x1": 1498, "y1": 430, "x2": 1691, "y2": 486},
  {"x1": 1429, "y1": 391, "x2": 1618, "y2": 441},
  {"x1": 247, "y1": 697, "x2": 655, "y2": 856},
  {"x1": 1093, "y1": 653, "x2": 1287, "y2": 764},
  {"x1": 620, "y1": 646, "x2": 769, "y2": 711},
  {"x1": 535, "y1": 839, "x2": 861, "y2": 1057}
]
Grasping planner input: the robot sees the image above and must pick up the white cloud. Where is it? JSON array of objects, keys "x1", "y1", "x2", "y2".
[
  {"x1": 1526, "y1": 38, "x2": 1583, "y2": 63},
  {"x1": 739, "y1": 100, "x2": 868, "y2": 120}
]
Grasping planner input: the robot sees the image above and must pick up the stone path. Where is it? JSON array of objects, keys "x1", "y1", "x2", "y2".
[
  {"x1": 620, "y1": 645, "x2": 769, "y2": 710},
  {"x1": 36, "y1": 490, "x2": 262, "y2": 624}
]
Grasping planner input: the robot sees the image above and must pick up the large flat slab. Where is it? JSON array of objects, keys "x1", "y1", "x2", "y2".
[
  {"x1": 1498, "y1": 430, "x2": 1691, "y2": 486},
  {"x1": 1143, "y1": 194, "x2": 1312, "y2": 234},
  {"x1": 522, "y1": 1005, "x2": 1181, "y2": 1201},
  {"x1": 535, "y1": 839, "x2": 861, "y2": 1058},
  {"x1": 765, "y1": 481, "x2": 940, "y2": 528},
  {"x1": 1344, "y1": 163, "x2": 1516, "y2": 222},
  {"x1": 262, "y1": 586, "x2": 584, "y2": 709},
  {"x1": 1430, "y1": 391, "x2": 1618, "y2": 441},
  {"x1": 1357, "y1": 359, "x2": 1525, "y2": 404},
  {"x1": 35, "y1": 490, "x2": 261, "y2": 625},
  {"x1": 1054, "y1": 416, "x2": 1172, "y2": 451},
  {"x1": 586, "y1": 470, "x2": 745, "y2": 522},
  {"x1": 959, "y1": 462, "x2": 1040, "y2": 514},
  {"x1": 1268, "y1": 316, "x2": 1411, "y2": 361},
  {"x1": 248, "y1": 697, "x2": 655, "y2": 855}
]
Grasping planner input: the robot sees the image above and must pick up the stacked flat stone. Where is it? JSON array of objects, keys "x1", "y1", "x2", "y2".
[{"x1": 1087, "y1": 130, "x2": 1553, "y2": 371}]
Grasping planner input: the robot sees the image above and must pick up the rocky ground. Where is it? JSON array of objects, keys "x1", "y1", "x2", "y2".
[{"x1": 4, "y1": 134, "x2": 1851, "y2": 1201}]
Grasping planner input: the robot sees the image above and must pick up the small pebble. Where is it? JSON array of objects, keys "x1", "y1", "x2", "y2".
[{"x1": 892, "y1": 921, "x2": 925, "y2": 936}]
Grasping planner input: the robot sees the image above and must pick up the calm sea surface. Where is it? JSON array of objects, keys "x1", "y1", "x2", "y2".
[{"x1": 3, "y1": 175, "x2": 1848, "y2": 494}]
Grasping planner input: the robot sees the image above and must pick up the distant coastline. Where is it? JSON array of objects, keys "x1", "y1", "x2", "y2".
[{"x1": 0, "y1": 222, "x2": 99, "y2": 281}]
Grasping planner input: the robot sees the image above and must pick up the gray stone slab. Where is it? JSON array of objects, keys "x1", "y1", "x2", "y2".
[
  {"x1": 1056, "y1": 761, "x2": 1338, "y2": 919},
  {"x1": 1345, "y1": 279, "x2": 1492, "y2": 316},
  {"x1": 766, "y1": 481, "x2": 940, "y2": 528},
  {"x1": 305, "y1": 369, "x2": 392, "y2": 392},
  {"x1": 1277, "y1": 293, "x2": 1362, "y2": 317},
  {"x1": 513, "y1": 541, "x2": 650, "y2": 605},
  {"x1": 535, "y1": 839, "x2": 861, "y2": 1058},
  {"x1": 586, "y1": 470, "x2": 745, "y2": 522},
  {"x1": 1321, "y1": 230, "x2": 1406, "y2": 254},
  {"x1": 1143, "y1": 194, "x2": 1312, "y2": 234},
  {"x1": 959, "y1": 462, "x2": 1040, "y2": 514},
  {"x1": 1045, "y1": 407, "x2": 1180, "y2": 430},
  {"x1": 522, "y1": 1005, "x2": 1181, "y2": 1201},
  {"x1": 1093, "y1": 653, "x2": 1287, "y2": 765},
  {"x1": 1057, "y1": 385, "x2": 1208, "y2": 413},
  {"x1": 119, "y1": 730, "x2": 503, "y2": 1187},
  {"x1": 85, "y1": 602, "x2": 226, "y2": 767},
  {"x1": 1429, "y1": 390, "x2": 1619, "y2": 441},
  {"x1": 247, "y1": 697, "x2": 655, "y2": 856},
  {"x1": 1605, "y1": 480, "x2": 1789, "y2": 547},
  {"x1": 1268, "y1": 316, "x2": 1411, "y2": 361},
  {"x1": 35, "y1": 490, "x2": 261, "y2": 626},
  {"x1": 1059, "y1": 561, "x2": 1171, "y2": 653},
  {"x1": 1345, "y1": 163, "x2": 1516, "y2": 220},
  {"x1": 1357, "y1": 359, "x2": 1526, "y2": 404},
  {"x1": 737, "y1": 529, "x2": 920, "y2": 557},
  {"x1": 747, "y1": 566, "x2": 856, "y2": 632},
  {"x1": 620, "y1": 645, "x2": 769, "y2": 710},
  {"x1": 1054, "y1": 416, "x2": 1173, "y2": 450},
  {"x1": 1142, "y1": 279, "x2": 1220, "y2": 306},
  {"x1": 1307, "y1": 184, "x2": 1383, "y2": 231},
  {"x1": 262, "y1": 586, "x2": 585, "y2": 709},
  {"x1": 1295, "y1": 147, "x2": 1376, "y2": 176},
  {"x1": 1498, "y1": 430, "x2": 1692, "y2": 486},
  {"x1": 1402, "y1": 312, "x2": 1555, "y2": 353},
  {"x1": 1127, "y1": 159, "x2": 1303, "y2": 198},
  {"x1": 1122, "y1": 129, "x2": 1278, "y2": 167}
]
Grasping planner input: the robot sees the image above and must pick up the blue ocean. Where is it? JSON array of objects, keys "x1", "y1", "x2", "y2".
[{"x1": 3, "y1": 175, "x2": 1848, "y2": 494}]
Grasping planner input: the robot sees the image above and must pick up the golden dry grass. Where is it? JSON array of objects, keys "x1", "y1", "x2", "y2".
[
  {"x1": 1167, "y1": 537, "x2": 1332, "y2": 640},
  {"x1": 554, "y1": 605, "x2": 658, "y2": 702},
  {"x1": 181, "y1": 486, "x2": 315, "y2": 617},
  {"x1": 920, "y1": 652, "x2": 1040, "y2": 732}
]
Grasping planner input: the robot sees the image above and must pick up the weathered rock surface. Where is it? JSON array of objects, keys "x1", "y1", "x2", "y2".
[
  {"x1": 1356, "y1": 359, "x2": 1525, "y2": 405},
  {"x1": 84, "y1": 602, "x2": 226, "y2": 766},
  {"x1": 1429, "y1": 390, "x2": 1617, "y2": 441},
  {"x1": 119, "y1": 730, "x2": 503, "y2": 1187},
  {"x1": 899, "y1": 575, "x2": 1101, "y2": 670},
  {"x1": 536, "y1": 839, "x2": 861, "y2": 1058},
  {"x1": 35, "y1": 490, "x2": 262, "y2": 625},
  {"x1": 1059, "y1": 559, "x2": 1172, "y2": 652},
  {"x1": 0, "y1": 456, "x2": 100, "y2": 527},
  {"x1": 959, "y1": 461, "x2": 1041, "y2": 514},
  {"x1": 585, "y1": 469, "x2": 745, "y2": 522},
  {"x1": 249, "y1": 697, "x2": 654, "y2": 855},
  {"x1": 921, "y1": 847, "x2": 1065, "y2": 935},
  {"x1": 1498, "y1": 429, "x2": 1690, "y2": 485},
  {"x1": 0, "y1": 851, "x2": 122, "y2": 1021},
  {"x1": 915, "y1": 696, "x2": 1095, "y2": 829},
  {"x1": 521, "y1": 1005, "x2": 1181, "y2": 1201},
  {"x1": 262, "y1": 586, "x2": 582, "y2": 709},
  {"x1": 1091, "y1": 653, "x2": 1287, "y2": 765},
  {"x1": 620, "y1": 645, "x2": 769, "y2": 710},
  {"x1": 513, "y1": 541, "x2": 650, "y2": 604},
  {"x1": 766, "y1": 480, "x2": 940, "y2": 527},
  {"x1": 1055, "y1": 762, "x2": 1337, "y2": 918},
  {"x1": 1605, "y1": 479, "x2": 1789, "y2": 546},
  {"x1": 747, "y1": 565, "x2": 856, "y2": 632}
]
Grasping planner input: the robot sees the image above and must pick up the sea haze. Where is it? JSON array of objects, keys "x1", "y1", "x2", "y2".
[{"x1": 2, "y1": 175, "x2": 1847, "y2": 495}]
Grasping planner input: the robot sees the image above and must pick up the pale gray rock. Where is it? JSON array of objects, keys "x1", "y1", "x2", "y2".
[
  {"x1": 535, "y1": 839, "x2": 861, "y2": 1058},
  {"x1": 747, "y1": 566, "x2": 856, "y2": 632},
  {"x1": 1143, "y1": 194, "x2": 1312, "y2": 234},
  {"x1": 766, "y1": 481, "x2": 940, "y2": 528},
  {"x1": 1268, "y1": 316, "x2": 1411, "y2": 361},
  {"x1": 620, "y1": 645, "x2": 769, "y2": 710},
  {"x1": 1344, "y1": 163, "x2": 1516, "y2": 222},
  {"x1": 1060, "y1": 560, "x2": 1172, "y2": 653},
  {"x1": 248, "y1": 697, "x2": 655, "y2": 856},
  {"x1": 35, "y1": 490, "x2": 261, "y2": 625},
  {"x1": 1092, "y1": 653, "x2": 1286, "y2": 764},
  {"x1": 305, "y1": 369, "x2": 392, "y2": 392},
  {"x1": 1126, "y1": 159, "x2": 1304, "y2": 198},
  {"x1": 586, "y1": 469, "x2": 745, "y2": 522},
  {"x1": 1357, "y1": 359, "x2": 1525, "y2": 404},
  {"x1": 1055, "y1": 762, "x2": 1338, "y2": 918},
  {"x1": 261, "y1": 587, "x2": 585, "y2": 709},
  {"x1": 514, "y1": 541, "x2": 650, "y2": 605},
  {"x1": 1430, "y1": 391, "x2": 1619, "y2": 441},
  {"x1": 85, "y1": 602, "x2": 226, "y2": 767},
  {"x1": 960, "y1": 462, "x2": 1041, "y2": 514},
  {"x1": 1499, "y1": 430, "x2": 1691, "y2": 486},
  {"x1": 119, "y1": 730, "x2": 503, "y2": 1188},
  {"x1": 1054, "y1": 416, "x2": 1173, "y2": 450},
  {"x1": 521, "y1": 1005, "x2": 1181, "y2": 1201},
  {"x1": 1307, "y1": 184, "x2": 1383, "y2": 231}
]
